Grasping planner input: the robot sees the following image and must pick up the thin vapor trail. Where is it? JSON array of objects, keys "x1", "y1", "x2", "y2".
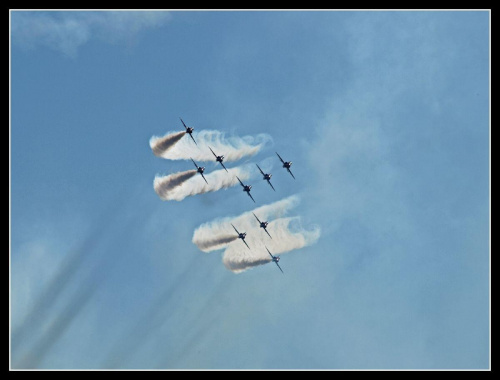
[
  {"x1": 150, "y1": 130, "x2": 272, "y2": 162},
  {"x1": 154, "y1": 164, "x2": 254, "y2": 202},
  {"x1": 150, "y1": 131, "x2": 186, "y2": 157}
]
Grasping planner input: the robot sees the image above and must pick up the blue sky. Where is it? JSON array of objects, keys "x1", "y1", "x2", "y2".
[{"x1": 10, "y1": 10, "x2": 490, "y2": 369}]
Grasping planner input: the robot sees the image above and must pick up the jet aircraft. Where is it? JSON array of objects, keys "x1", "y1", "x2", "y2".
[
  {"x1": 236, "y1": 176, "x2": 255, "y2": 203},
  {"x1": 252, "y1": 213, "x2": 272, "y2": 239},
  {"x1": 231, "y1": 223, "x2": 250, "y2": 249},
  {"x1": 191, "y1": 158, "x2": 208, "y2": 184},
  {"x1": 209, "y1": 146, "x2": 228, "y2": 172},
  {"x1": 266, "y1": 246, "x2": 283, "y2": 274},
  {"x1": 180, "y1": 117, "x2": 197, "y2": 145},
  {"x1": 276, "y1": 152, "x2": 295, "y2": 179},
  {"x1": 256, "y1": 164, "x2": 275, "y2": 191}
]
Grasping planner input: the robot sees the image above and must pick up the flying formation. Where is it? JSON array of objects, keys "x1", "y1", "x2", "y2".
[
  {"x1": 276, "y1": 152, "x2": 295, "y2": 179},
  {"x1": 252, "y1": 213, "x2": 272, "y2": 239},
  {"x1": 158, "y1": 118, "x2": 299, "y2": 274},
  {"x1": 231, "y1": 224, "x2": 250, "y2": 250},
  {"x1": 191, "y1": 158, "x2": 208, "y2": 184},
  {"x1": 256, "y1": 164, "x2": 275, "y2": 191},
  {"x1": 236, "y1": 176, "x2": 255, "y2": 203}
]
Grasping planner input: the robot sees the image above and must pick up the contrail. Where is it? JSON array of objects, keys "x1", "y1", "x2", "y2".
[
  {"x1": 150, "y1": 129, "x2": 272, "y2": 162},
  {"x1": 154, "y1": 164, "x2": 253, "y2": 202},
  {"x1": 153, "y1": 169, "x2": 198, "y2": 200},
  {"x1": 149, "y1": 131, "x2": 186, "y2": 157},
  {"x1": 192, "y1": 195, "x2": 300, "y2": 252}
]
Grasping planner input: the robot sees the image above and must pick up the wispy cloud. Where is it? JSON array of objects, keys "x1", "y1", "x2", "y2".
[{"x1": 11, "y1": 10, "x2": 171, "y2": 58}]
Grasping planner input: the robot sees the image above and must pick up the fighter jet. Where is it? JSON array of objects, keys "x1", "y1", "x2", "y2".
[
  {"x1": 236, "y1": 176, "x2": 255, "y2": 203},
  {"x1": 256, "y1": 164, "x2": 275, "y2": 191},
  {"x1": 266, "y1": 246, "x2": 283, "y2": 274},
  {"x1": 276, "y1": 152, "x2": 295, "y2": 179},
  {"x1": 231, "y1": 223, "x2": 250, "y2": 249},
  {"x1": 180, "y1": 117, "x2": 197, "y2": 145},
  {"x1": 191, "y1": 158, "x2": 208, "y2": 184},
  {"x1": 252, "y1": 212, "x2": 272, "y2": 239},
  {"x1": 209, "y1": 146, "x2": 228, "y2": 172}
]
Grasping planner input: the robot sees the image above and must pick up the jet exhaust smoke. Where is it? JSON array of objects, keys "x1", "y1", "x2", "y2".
[
  {"x1": 150, "y1": 129, "x2": 272, "y2": 162},
  {"x1": 192, "y1": 195, "x2": 300, "y2": 252},
  {"x1": 154, "y1": 165, "x2": 253, "y2": 202},
  {"x1": 191, "y1": 195, "x2": 321, "y2": 272},
  {"x1": 223, "y1": 216, "x2": 321, "y2": 273},
  {"x1": 150, "y1": 131, "x2": 186, "y2": 157},
  {"x1": 193, "y1": 235, "x2": 239, "y2": 252},
  {"x1": 153, "y1": 169, "x2": 198, "y2": 200}
]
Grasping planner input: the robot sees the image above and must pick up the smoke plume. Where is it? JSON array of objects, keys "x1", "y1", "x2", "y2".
[
  {"x1": 150, "y1": 130, "x2": 272, "y2": 162},
  {"x1": 154, "y1": 165, "x2": 253, "y2": 202},
  {"x1": 150, "y1": 131, "x2": 186, "y2": 157},
  {"x1": 153, "y1": 169, "x2": 198, "y2": 200},
  {"x1": 191, "y1": 195, "x2": 321, "y2": 272},
  {"x1": 223, "y1": 216, "x2": 321, "y2": 273}
]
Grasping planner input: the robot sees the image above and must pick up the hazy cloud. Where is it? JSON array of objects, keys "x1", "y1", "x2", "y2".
[{"x1": 11, "y1": 10, "x2": 171, "y2": 57}]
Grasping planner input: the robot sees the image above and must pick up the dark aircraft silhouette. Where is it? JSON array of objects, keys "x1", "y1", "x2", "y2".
[
  {"x1": 209, "y1": 146, "x2": 228, "y2": 172},
  {"x1": 180, "y1": 117, "x2": 197, "y2": 145},
  {"x1": 266, "y1": 246, "x2": 283, "y2": 274},
  {"x1": 252, "y1": 213, "x2": 272, "y2": 239},
  {"x1": 256, "y1": 164, "x2": 275, "y2": 191},
  {"x1": 236, "y1": 176, "x2": 255, "y2": 203},
  {"x1": 276, "y1": 152, "x2": 295, "y2": 179},
  {"x1": 231, "y1": 223, "x2": 250, "y2": 249},
  {"x1": 191, "y1": 158, "x2": 208, "y2": 184}
]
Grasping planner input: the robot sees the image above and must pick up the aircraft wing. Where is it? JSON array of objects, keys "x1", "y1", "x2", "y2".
[
  {"x1": 242, "y1": 239, "x2": 250, "y2": 250},
  {"x1": 276, "y1": 152, "x2": 285, "y2": 164},
  {"x1": 200, "y1": 172, "x2": 208, "y2": 184},
  {"x1": 256, "y1": 164, "x2": 265, "y2": 176},
  {"x1": 191, "y1": 158, "x2": 199, "y2": 169},
  {"x1": 231, "y1": 224, "x2": 240, "y2": 235},
  {"x1": 267, "y1": 180, "x2": 276, "y2": 191},
  {"x1": 209, "y1": 146, "x2": 217, "y2": 158},
  {"x1": 236, "y1": 176, "x2": 244, "y2": 187},
  {"x1": 220, "y1": 161, "x2": 228, "y2": 172},
  {"x1": 287, "y1": 168, "x2": 296, "y2": 180},
  {"x1": 189, "y1": 133, "x2": 198, "y2": 146},
  {"x1": 252, "y1": 212, "x2": 261, "y2": 224},
  {"x1": 264, "y1": 228, "x2": 272, "y2": 239},
  {"x1": 180, "y1": 117, "x2": 188, "y2": 130},
  {"x1": 247, "y1": 192, "x2": 256, "y2": 203},
  {"x1": 266, "y1": 247, "x2": 274, "y2": 259},
  {"x1": 275, "y1": 261, "x2": 284, "y2": 274}
]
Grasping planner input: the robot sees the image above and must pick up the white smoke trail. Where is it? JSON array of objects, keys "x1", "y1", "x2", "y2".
[
  {"x1": 150, "y1": 131, "x2": 186, "y2": 157},
  {"x1": 191, "y1": 195, "x2": 321, "y2": 273},
  {"x1": 192, "y1": 195, "x2": 300, "y2": 252},
  {"x1": 223, "y1": 216, "x2": 321, "y2": 273},
  {"x1": 194, "y1": 235, "x2": 239, "y2": 252},
  {"x1": 150, "y1": 129, "x2": 272, "y2": 162},
  {"x1": 153, "y1": 170, "x2": 198, "y2": 200},
  {"x1": 154, "y1": 164, "x2": 254, "y2": 202}
]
